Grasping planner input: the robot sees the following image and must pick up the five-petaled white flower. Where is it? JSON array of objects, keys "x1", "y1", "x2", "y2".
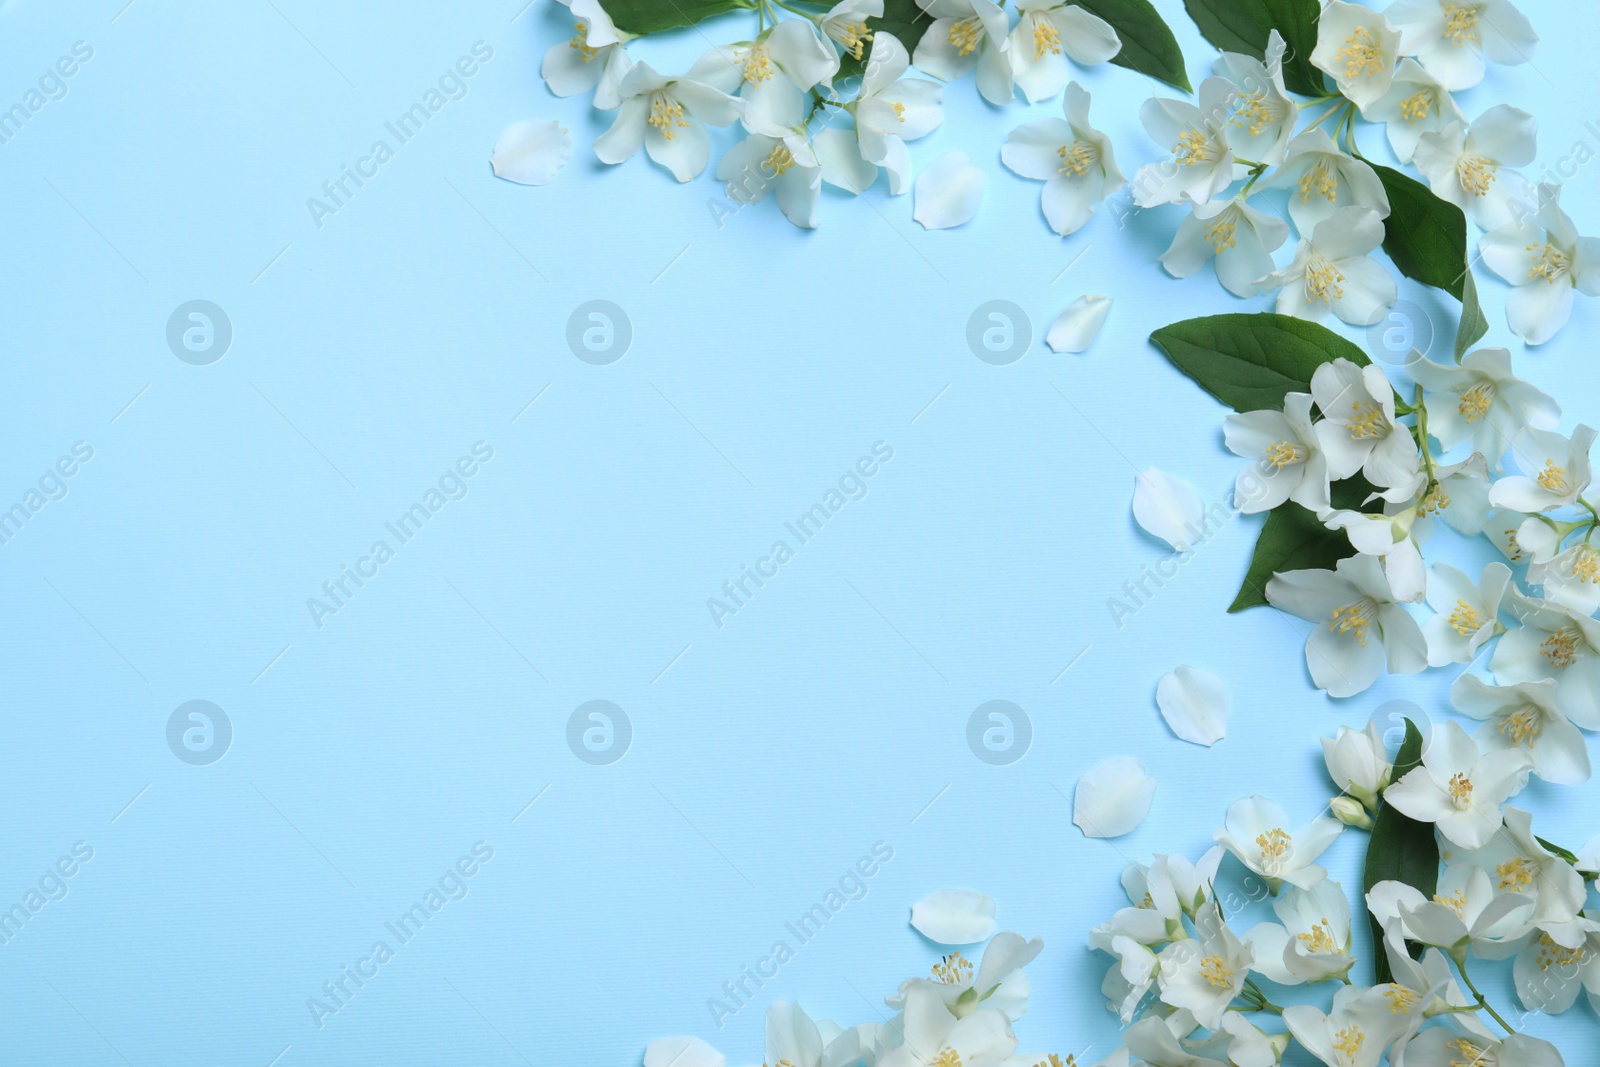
[
  {"x1": 876, "y1": 985, "x2": 1016, "y2": 1067},
  {"x1": 1385, "y1": 0, "x2": 1540, "y2": 90},
  {"x1": 1283, "y1": 984, "x2": 1418, "y2": 1067},
  {"x1": 1244, "y1": 878, "x2": 1357, "y2": 986},
  {"x1": 1407, "y1": 347, "x2": 1560, "y2": 473},
  {"x1": 1310, "y1": 357, "x2": 1420, "y2": 492},
  {"x1": 1223, "y1": 392, "x2": 1330, "y2": 514},
  {"x1": 1383, "y1": 720, "x2": 1533, "y2": 848},
  {"x1": 695, "y1": 20, "x2": 840, "y2": 134},
  {"x1": 887, "y1": 931, "x2": 1043, "y2": 1023},
  {"x1": 594, "y1": 57, "x2": 743, "y2": 181},
  {"x1": 1491, "y1": 586, "x2": 1600, "y2": 729},
  {"x1": 914, "y1": 0, "x2": 1015, "y2": 106},
  {"x1": 1007, "y1": 0, "x2": 1120, "y2": 104},
  {"x1": 1266, "y1": 553, "x2": 1428, "y2": 697},
  {"x1": 1371, "y1": 863, "x2": 1535, "y2": 960},
  {"x1": 1490, "y1": 424, "x2": 1596, "y2": 512},
  {"x1": 716, "y1": 125, "x2": 824, "y2": 229},
  {"x1": 1453, "y1": 673, "x2": 1592, "y2": 785},
  {"x1": 1213, "y1": 30, "x2": 1297, "y2": 166},
  {"x1": 1512, "y1": 914, "x2": 1600, "y2": 1015},
  {"x1": 1402, "y1": 1028, "x2": 1565, "y2": 1067},
  {"x1": 814, "y1": 33, "x2": 943, "y2": 196},
  {"x1": 1161, "y1": 198, "x2": 1290, "y2": 298},
  {"x1": 1362, "y1": 58, "x2": 1465, "y2": 163},
  {"x1": 1412, "y1": 105, "x2": 1537, "y2": 230},
  {"x1": 1001, "y1": 82, "x2": 1125, "y2": 236},
  {"x1": 1213, "y1": 795, "x2": 1343, "y2": 892},
  {"x1": 1480, "y1": 182, "x2": 1600, "y2": 344},
  {"x1": 544, "y1": 0, "x2": 635, "y2": 109},
  {"x1": 1311, "y1": 1, "x2": 1403, "y2": 110},
  {"x1": 1422, "y1": 561, "x2": 1509, "y2": 666},
  {"x1": 1529, "y1": 538, "x2": 1600, "y2": 615},
  {"x1": 1259, "y1": 129, "x2": 1390, "y2": 234},
  {"x1": 1256, "y1": 207, "x2": 1398, "y2": 327},
  {"x1": 1156, "y1": 901, "x2": 1252, "y2": 1030},
  {"x1": 1452, "y1": 805, "x2": 1589, "y2": 925},
  {"x1": 1131, "y1": 79, "x2": 1239, "y2": 207}
]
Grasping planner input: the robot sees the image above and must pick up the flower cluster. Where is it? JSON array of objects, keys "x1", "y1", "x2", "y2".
[{"x1": 1088, "y1": 718, "x2": 1600, "y2": 1067}]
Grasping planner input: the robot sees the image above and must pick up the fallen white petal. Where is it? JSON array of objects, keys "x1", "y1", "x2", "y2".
[
  {"x1": 1073, "y1": 756, "x2": 1156, "y2": 838},
  {"x1": 910, "y1": 888, "x2": 998, "y2": 944},
  {"x1": 1132, "y1": 468, "x2": 1207, "y2": 552},
  {"x1": 913, "y1": 151, "x2": 985, "y2": 230},
  {"x1": 1045, "y1": 294, "x2": 1112, "y2": 353},
  {"x1": 1155, "y1": 666, "x2": 1229, "y2": 746},
  {"x1": 644, "y1": 1037, "x2": 724, "y2": 1067},
  {"x1": 490, "y1": 119, "x2": 572, "y2": 186}
]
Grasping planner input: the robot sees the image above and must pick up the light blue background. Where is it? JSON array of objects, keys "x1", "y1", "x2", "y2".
[{"x1": 1, "y1": 0, "x2": 1597, "y2": 1063}]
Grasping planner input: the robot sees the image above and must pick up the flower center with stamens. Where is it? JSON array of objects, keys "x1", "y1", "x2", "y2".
[
  {"x1": 1033, "y1": 1056, "x2": 1072, "y2": 1067},
  {"x1": 1498, "y1": 706, "x2": 1542, "y2": 746},
  {"x1": 1173, "y1": 129, "x2": 1215, "y2": 166},
  {"x1": 1033, "y1": 18, "x2": 1061, "y2": 58},
  {"x1": 1420, "y1": 482, "x2": 1452, "y2": 514},
  {"x1": 1458, "y1": 381, "x2": 1495, "y2": 421},
  {"x1": 839, "y1": 22, "x2": 872, "y2": 60},
  {"x1": 1456, "y1": 156, "x2": 1497, "y2": 196},
  {"x1": 949, "y1": 17, "x2": 983, "y2": 56},
  {"x1": 762, "y1": 144, "x2": 796, "y2": 176},
  {"x1": 1297, "y1": 160, "x2": 1339, "y2": 203},
  {"x1": 892, "y1": 101, "x2": 906, "y2": 122},
  {"x1": 1400, "y1": 88, "x2": 1434, "y2": 122},
  {"x1": 1527, "y1": 241, "x2": 1571, "y2": 283},
  {"x1": 648, "y1": 94, "x2": 690, "y2": 139},
  {"x1": 1542, "y1": 626, "x2": 1581, "y2": 668},
  {"x1": 1333, "y1": 1025, "x2": 1366, "y2": 1063},
  {"x1": 1536, "y1": 459, "x2": 1570, "y2": 493},
  {"x1": 1449, "y1": 599, "x2": 1486, "y2": 636},
  {"x1": 742, "y1": 44, "x2": 773, "y2": 83},
  {"x1": 1572, "y1": 545, "x2": 1600, "y2": 585},
  {"x1": 1230, "y1": 89, "x2": 1274, "y2": 136},
  {"x1": 1447, "y1": 1039, "x2": 1489, "y2": 1067},
  {"x1": 1337, "y1": 26, "x2": 1386, "y2": 79},
  {"x1": 1255, "y1": 827, "x2": 1293, "y2": 874},
  {"x1": 931, "y1": 953, "x2": 973, "y2": 985},
  {"x1": 1204, "y1": 215, "x2": 1238, "y2": 253},
  {"x1": 1305, "y1": 255, "x2": 1347, "y2": 304},
  {"x1": 1504, "y1": 526, "x2": 1525, "y2": 562},
  {"x1": 1536, "y1": 932, "x2": 1586, "y2": 971},
  {"x1": 1384, "y1": 984, "x2": 1418, "y2": 1014},
  {"x1": 1266, "y1": 440, "x2": 1303, "y2": 468},
  {"x1": 1434, "y1": 890, "x2": 1468, "y2": 918},
  {"x1": 1057, "y1": 140, "x2": 1097, "y2": 177},
  {"x1": 1199, "y1": 955, "x2": 1234, "y2": 988},
  {"x1": 1297, "y1": 918, "x2": 1339, "y2": 955},
  {"x1": 1443, "y1": 5, "x2": 1481, "y2": 46},
  {"x1": 568, "y1": 22, "x2": 600, "y2": 62},
  {"x1": 1447, "y1": 772, "x2": 1474, "y2": 809},
  {"x1": 932, "y1": 1049, "x2": 962, "y2": 1067},
  {"x1": 1498, "y1": 857, "x2": 1533, "y2": 891},
  {"x1": 1331, "y1": 600, "x2": 1376, "y2": 646},
  {"x1": 1346, "y1": 400, "x2": 1386, "y2": 439}
]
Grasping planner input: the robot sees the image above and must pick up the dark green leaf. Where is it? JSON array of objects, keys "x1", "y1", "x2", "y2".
[
  {"x1": 1364, "y1": 720, "x2": 1439, "y2": 985},
  {"x1": 604, "y1": 0, "x2": 755, "y2": 36},
  {"x1": 1373, "y1": 164, "x2": 1470, "y2": 301},
  {"x1": 1075, "y1": 0, "x2": 1191, "y2": 92},
  {"x1": 1536, "y1": 836, "x2": 1581, "y2": 866},
  {"x1": 1150, "y1": 312, "x2": 1371, "y2": 414},
  {"x1": 1455, "y1": 268, "x2": 1490, "y2": 359},
  {"x1": 1183, "y1": 0, "x2": 1324, "y2": 96},
  {"x1": 1227, "y1": 478, "x2": 1370, "y2": 612}
]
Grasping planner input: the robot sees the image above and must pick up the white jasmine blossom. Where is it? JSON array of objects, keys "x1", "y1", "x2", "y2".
[
  {"x1": 1258, "y1": 129, "x2": 1390, "y2": 235},
  {"x1": 1257, "y1": 207, "x2": 1398, "y2": 328},
  {"x1": 1412, "y1": 105, "x2": 1537, "y2": 230},
  {"x1": 1385, "y1": 0, "x2": 1539, "y2": 90},
  {"x1": 1001, "y1": 82, "x2": 1125, "y2": 236},
  {"x1": 1266, "y1": 554, "x2": 1428, "y2": 697}
]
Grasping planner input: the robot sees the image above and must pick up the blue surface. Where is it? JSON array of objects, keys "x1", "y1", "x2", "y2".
[{"x1": 1, "y1": 1, "x2": 1597, "y2": 1063}]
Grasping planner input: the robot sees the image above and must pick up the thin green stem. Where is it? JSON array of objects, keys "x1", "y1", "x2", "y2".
[
  {"x1": 1412, "y1": 386, "x2": 1439, "y2": 491},
  {"x1": 1455, "y1": 958, "x2": 1517, "y2": 1035},
  {"x1": 1237, "y1": 163, "x2": 1270, "y2": 199},
  {"x1": 1302, "y1": 100, "x2": 1351, "y2": 134}
]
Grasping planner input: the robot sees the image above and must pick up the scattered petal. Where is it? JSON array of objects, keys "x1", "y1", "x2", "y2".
[
  {"x1": 1132, "y1": 468, "x2": 1207, "y2": 552},
  {"x1": 1155, "y1": 666, "x2": 1229, "y2": 746},
  {"x1": 913, "y1": 151, "x2": 985, "y2": 230},
  {"x1": 644, "y1": 1036, "x2": 724, "y2": 1067},
  {"x1": 1074, "y1": 756, "x2": 1156, "y2": 838},
  {"x1": 1045, "y1": 294, "x2": 1112, "y2": 353},
  {"x1": 490, "y1": 119, "x2": 573, "y2": 186},
  {"x1": 910, "y1": 889, "x2": 998, "y2": 944}
]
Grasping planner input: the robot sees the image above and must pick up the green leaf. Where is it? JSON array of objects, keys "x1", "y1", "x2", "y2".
[
  {"x1": 1364, "y1": 719, "x2": 1439, "y2": 985},
  {"x1": 1227, "y1": 478, "x2": 1370, "y2": 612},
  {"x1": 1372, "y1": 164, "x2": 1470, "y2": 301},
  {"x1": 1182, "y1": 0, "x2": 1324, "y2": 97},
  {"x1": 604, "y1": 0, "x2": 756, "y2": 36},
  {"x1": 1150, "y1": 312, "x2": 1370, "y2": 414},
  {"x1": 1455, "y1": 268, "x2": 1490, "y2": 359},
  {"x1": 1075, "y1": 0, "x2": 1191, "y2": 92}
]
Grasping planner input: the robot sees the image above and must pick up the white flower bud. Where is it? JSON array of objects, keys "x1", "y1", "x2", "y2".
[
  {"x1": 1322, "y1": 722, "x2": 1392, "y2": 810},
  {"x1": 1330, "y1": 796, "x2": 1375, "y2": 830}
]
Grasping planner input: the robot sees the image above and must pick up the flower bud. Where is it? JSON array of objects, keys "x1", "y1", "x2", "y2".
[{"x1": 1331, "y1": 796, "x2": 1374, "y2": 830}]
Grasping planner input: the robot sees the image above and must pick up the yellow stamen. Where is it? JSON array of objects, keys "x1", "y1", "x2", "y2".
[
  {"x1": 1383, "y1": 984, "x2": 1418, "y2": 1014},
  {"x1": 1572, "y1": 545, "x2": 1600, "y2": 585},
  {"x1": 1333, "y1": 1025, "x2": 1366, "y2": 1058},
  {"x1": 1337, "y1": 26, "x2": 1386, "y2": 80},
  {"x1": 1266, "y1": 440, "x2": 1302, "y2": 468},
  {"x1": 742, "y1": 44, "x2": 773, "y2": 84},
  {"x1": 1400, "y1": 88, "x2": 1434, "y2": 122},
  {"x1": 1498, "y1": 706, "x2": 1542, "y2": 746},
  {"x1": 932, "y1": 1050, "x2": 962, "y2": 1067},
  {"x1": 1420, "y1": 482, "x2": 1452, "y2": 515},
  {"x1": 1497, "y1": 857, "x2": 1533, "y2": 892},
  {"x1": 1458, "y1": 382, "x2": 1494, "y2": 422},
  {"x1": 1305, "y1": 258, "x2": 1347, "y2": 304},
  {"x1": 568, "y1": 22, "x2": 599, "y2": 62},
  {"x1": 839, "y1": 22, "x2": 872, "y2": 61},
  {"x1": 1536, "y1": 932, "x2": 1586, "y2": 971},
  {"x1": 1199, "y1": 954, "x2": 1235, "y2": 989},
  {"x1": 648, "y1": 95, "x2": 690, "y2": 139},
  {"x1": 891, "y1": 101, "x2": 906, "y2": 123},
  {"x1": 1297, "y1": 160, "x2": 1339, "y2": 203},
  {"x1": 948, "y1": 17, "x2": 983, "y2": 56},
  {"x1": 1536, "y1": 460, "x2": 1570, "y2": 494},
  {"x1": 762, "y1": 144, "x2": 795, "y2": 177},
  {"x1": 1297, "y1": 918, "x2": 1340, "y2": 955},
  {"x1": 1173, "y1": 129, "x2": 1215, "y2": 166},
  {"x1": 1033, "y1": 18, "x2": 1061, "y2": 59},
  {"x1": 1527, "y1": 241, "x2": 1570, "y2": 283},
  {"x1": 931, "y1": 953, "x2": 973, "y2": 985},
  {"x1": 1057, "y1": 140, "x2": 1097, "y2": 177},
  {"x1": 1443, "y1": 5, "x2": 1480, "y2": 47},
  {"x1": 1448, "y1": 1038, "x2": 1486, "y2": 1067},
  {"x1": 1433, "y1": 890, "x2": 1468, "y2": 918},
  {"x1": 1346, "y1": 400, "x2": 1386, "y2": 439},
  {"x1": 1456, "y1": 156, "x2": 1497, "y2": 197},
  {"x1": 1449, "y1": 599, "x2": 1486, "y2": 636},
  {"x1": 1255, "y1": 827, "x2": 1293, "y2": 873},
  {"x1": 1204, "y1": 215, "x2": 1238, "y2": 253},
  {"x1": 1542, "y1": 627, "x2": 1581, "y2": 668},
  {"x1": 1447, "y1": 772, "x2": 1474, "y2": 809},
  {"x1": 1331, "y1": 602, "x2": 1374, "y2": 646},
  {"x1": 1231, "y1": 89, "x2": 1274, "y2": 136}
]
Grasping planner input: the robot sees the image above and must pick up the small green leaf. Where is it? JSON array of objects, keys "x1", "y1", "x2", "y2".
[
  {"x1": 1364, "y1": 719, "x2": 1439, "y2": 985},
  {"x1": 1227, "y1": 478, "x2": 1371, "y2": 612},
  {"x1": 1075, "y1": 0, "x2": 1191, "y2": 92},
  {"x1": 604, "y1": 0, "x2": 756, "y2": 36},
  {"x1": 1183, "y1": 0, "x2": 1324, "y2": 97},
  {"x1": 1150, "y1": 312, "x2": 1371, "y2": 414},
  {"x1": 1372, "y1": 164, "x2": 1470, "y2": 301},
  {"x1": 1455, "y1": 268, "x2": 1490, "y2": 359}
]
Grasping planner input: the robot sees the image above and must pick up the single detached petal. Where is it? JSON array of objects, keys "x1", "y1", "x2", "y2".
[
  {"x1": 1132, "y1": 468, "x2": 1207, "y2": 551},
  {"x1": 1045, "y1": 294, "x2": 1112, "y2": 353},
  {"x1": 914, "y1": 151, "x2": 985, "y2": 230},
  {"x1": 1156, "y1": 666, "x2": 1229, "y2": 747},
  {"x1": 490, "y1": 119, "x2": 573, "y2": 186},
  {"x1": 644, "y1": 1036, "x2": 724, "y2": 1067},
  {"x1": 910, "y1": 889, "x2": 998, "y2": 944},
  {"x1": 1074, "y1": 756, "x2": 1156, "y2": 838}
]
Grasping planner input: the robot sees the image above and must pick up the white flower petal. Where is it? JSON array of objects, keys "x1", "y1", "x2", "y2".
[
  {"x1": 645, "y1": 1036, "x2": 724, "y2": 1067},
  {"x1": 913, "y1": 151, "x2": 985, "y2": 230},
  {"x1": 910, "y1": 888, "x2": 998, "y2": 944},
  {"x1": 1045, "y1": 294, "x2": 1112, "y2": 353},
  {"x1": 1132, "y1": 468, "x2": 1207, "y2": 552},
  {"x1": 1156, "y1": 666, "x2": 1229, "y2": 747},
  {"x1": 1074, "y1": 756, "x2": 1156, "y2": 839},
  {"x1": 490, "y1": 120, "x2": 572, "y2": 186}
]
